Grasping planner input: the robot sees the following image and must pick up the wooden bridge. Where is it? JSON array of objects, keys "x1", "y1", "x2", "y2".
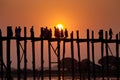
[{"x1": 0, "y1": 26, "x2": 120, "y2": 80}]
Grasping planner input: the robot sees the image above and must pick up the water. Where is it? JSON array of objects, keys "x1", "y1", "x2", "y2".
[{"x1": 12, "y1": 77, "x2": 119, "y2": 80}]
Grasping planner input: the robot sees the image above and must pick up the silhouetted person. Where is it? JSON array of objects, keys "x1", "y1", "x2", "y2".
[
  {"x1": 98, "y1": 29, "x2": 103, "y2": 39},
  {"x1": 54, "y1": 27, "x2": 57, "y2": 37},
  {"x1": 15, "y1": 26, "x2": 21, "y2": 37},
  {"x1": 65, "y1": 28, "x2": 68, "y2": 38},
  {"x1": 54, "y1": 26, "x2": 60, "y2": 38},
  {"x1": 0, "y1": 29, "x2": 1, "y2": 36},
  {"x1": 61, "y1": 29, "x2": 64, "y2": 37},
  {"x1": 57, "y1": 27, "x2": 60, "y2": 38},
  {"x1": 43, "y1": 27, "x2": 49, "y2": 39},
  {"x1": 109, "y1": 28, "x2": 113, "y2": 40},
  {"x1": 18, "y1": 26, "x2": 21, "y2": 37},
  {"x1": 7, "y1": 26, "x2": 13, "y2": 37},
  {"x1": 30, "y1": 26, "x2": 34, "y2": 37},
  {"x1": 40, "y1": 27, "x2": 44, "y2": 38},
  {"x1": 15, "y1": 27, "x2": 17, "y2": 37},
  {"x1": 49, "y1": 28, "x2": 52, "y2": 38}
]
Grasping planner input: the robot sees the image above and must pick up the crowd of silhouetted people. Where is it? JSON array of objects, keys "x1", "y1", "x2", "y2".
[
  {"x1": 98, "y1": 28, "x2": 113, "y2": 40},
  {"x1": 6, "y1": 26, "x2": 68, "y2": 39},
  {"x1": 40, "y1": 26, "x2": 68, "y2": 39},
  {"x1": 6, "y1": 26, "x2": 113, "y2": 40}
]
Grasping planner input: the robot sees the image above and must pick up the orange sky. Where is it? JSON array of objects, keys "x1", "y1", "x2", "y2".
[
  {"x1": 0, "y1": 0, "x2": 120, "y2": 69},
  {"x1": 0, "y1": 0, "x2": 120, "y2": 31}
]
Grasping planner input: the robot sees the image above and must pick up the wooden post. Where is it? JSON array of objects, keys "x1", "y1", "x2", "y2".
[
  {"x1": 0, "y1": 29, "x2": 3, "y2": 80},
  {"x1": 76, "y1": 31, "x2": 82, "y2": 80},
  {"x1": 100, "y1": 30, "x2": 104, "y2": 80},
  {"x1": 116, "y1": 34, "x2": 119, "y2": 80},
  {"x1": 118, "y1": 32, "x2": 120, "y2": 40},
  {"x1": 6, "y1": 27, "x2": 12, "y2": 80},
  {"x1": 62, "y1": 40, "x2": 66, "y2": 80},
  {"x1": 24, "y1": 27, "x2": 27, "y2": 80},
  {"x1": 16, "y1": 34, "x2": 21, "y2": 80},
  {"x1": 31, "y1": 27, "x2": 36, "y2": 80},
  {"x1": 40, "y1": 27, "x2": 44, "y2": 80},
  {"x1": 57, "y1": 39, "x2": 61, "y2": 80},
  {"x1": 70, "y1": 31, "x2": 74, "y2": 80},
  {"x1": 48, "y1": 40, "x2": 51, "y2": 80},
  {"x1": 105, "y1": 31, "x2": 109, "y2": 80},
  {"x1": 91, "y1": 31, "x2": 96, "y2": 80},
  {"x1": 87, "y1": 29, "x2": 90, "y2": 80}
]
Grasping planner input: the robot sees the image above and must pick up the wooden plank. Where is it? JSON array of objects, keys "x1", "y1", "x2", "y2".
[
  {"x1": 62, "y1": 40, "x2": 66, "y2": 80},
  {"x1": 31, "y1": 26, "x2": 36, "y2": 80},
  {"x1": 87, "y1": 29, "x2": 90, "y2": 80},
  {"x1": 16, "y1": 37, "x2": 21, "y2": 80},
  {"x1": 101, "y1": 30, "x2": 105, "y2": 80},
  {"x1": 1, "y1": 36, "x2": 120, "y2": 43},
  {"x1": 76, "y1": 31, "x2": 82, "y2": 80},
  {"x1": 24, "y1": 27, "x2": 27, "y2": 80},
  {"x1": 91, "y1": 31, "x2": 96, "y2": 80},
  {"x1": 70, "y1": 31, "x2": 75, "y2": 80},
  {"x1": 6, "y1": 27, "x2": 12, "y2": 80},
  {"x1": 105, "y1": 31, "x2": 110, "y2": 80},
  {"x1": 40, "y1": 28, "x2": 44, "y2": 80},
  {"x1": 116, "y1": 34, "x2": 119, "y2": 80},
  {"x1": 57, "y1": 39, "x2": 61, "y2": 80},
  {"x1": 48, "y1": 40, "x2": 51, "y2": 80},
  {"x1": 0, "y1": 29, "x2": 3, "y2": 80}
]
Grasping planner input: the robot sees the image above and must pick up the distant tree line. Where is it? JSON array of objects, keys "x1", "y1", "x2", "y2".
[{"x1": 60, "y1": 56, "x2": 120, "y2": 73}]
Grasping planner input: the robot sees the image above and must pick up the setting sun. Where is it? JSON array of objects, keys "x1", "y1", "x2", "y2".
[{"x1": 56, "y1": 24, "x2": 64, "y2": 31}]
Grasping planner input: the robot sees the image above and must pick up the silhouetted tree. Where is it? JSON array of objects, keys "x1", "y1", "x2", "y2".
[
  {"x1": 60, "y1": 57, "x2": 78, "y2": 72},
  {"x1": 81, "y1": 59, "x2": 100, "y2": 72},
  {"x1": 98, "y1": 56, "x2": 119, "y2": 70}
]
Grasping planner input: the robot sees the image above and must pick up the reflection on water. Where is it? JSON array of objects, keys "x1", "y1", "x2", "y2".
[{"x1": 12, "y1": 77, "x2": 119, "y2": 80}]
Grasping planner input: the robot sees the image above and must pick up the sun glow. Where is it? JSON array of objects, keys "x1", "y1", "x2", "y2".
[{"x1": 56, "y1": 24, "x2": 64, "y2": 31}]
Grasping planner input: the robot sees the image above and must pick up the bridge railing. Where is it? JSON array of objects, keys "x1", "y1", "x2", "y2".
[{"x1": 0, "y1": 26, "x2": 120, "y2": 80}]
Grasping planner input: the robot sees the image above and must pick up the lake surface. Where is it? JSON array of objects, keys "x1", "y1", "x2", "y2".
[{"x1": 12, "y1": 77, "x2": 119, "y2": 80}]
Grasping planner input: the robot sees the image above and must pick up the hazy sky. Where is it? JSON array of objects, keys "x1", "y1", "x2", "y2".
[
  {"x1": 0, "y1": 0, "x2": 120, "y2": 31},
  {"x1": 0, "y1": 0, "x2": 120, "y2": 69}
]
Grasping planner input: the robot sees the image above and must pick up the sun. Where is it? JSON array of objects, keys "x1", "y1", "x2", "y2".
[{"x1": 56, "y1": 24, "x2": 64, "y2": 31}]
